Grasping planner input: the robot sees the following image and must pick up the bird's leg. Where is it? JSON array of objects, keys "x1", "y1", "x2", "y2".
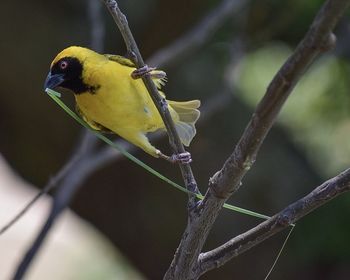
[
  {"x1": 156, "y1": 150, "x2": 192, "y2": 164},
  {"x1": 131, "y1": 65, "x2": 166, "y2": 80}
]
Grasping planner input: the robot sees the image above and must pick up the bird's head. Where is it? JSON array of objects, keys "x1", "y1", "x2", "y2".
[{"x1": 44, "y1": 46, "x2": 98, "y2": 94}]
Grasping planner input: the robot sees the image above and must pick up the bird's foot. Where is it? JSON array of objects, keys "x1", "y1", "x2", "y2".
[
  {"x1": 170, "y1": 152, "x2": 192, "y2": 164},
  {"x1": 131, "y1": 65, "x2": 155, "y2": 79},
  {"x1": 131, "y1": 65, "x2": 167, "y2": 80},
  {"x1": 156, "y1": 150, "x2": 192, "y2": 164}
]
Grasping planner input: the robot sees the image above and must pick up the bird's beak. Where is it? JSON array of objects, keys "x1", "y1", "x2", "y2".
[{"x1": 44, "y1": 72, "x2": 65, "y2": 91}]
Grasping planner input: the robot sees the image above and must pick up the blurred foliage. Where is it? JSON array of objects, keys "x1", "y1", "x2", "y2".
[
  {"x1": 236, "y1": 44, "x2": 350, "y2": 175},
  {"x1": 1, "y1": 0, "x2": 350, "y2": 279}
]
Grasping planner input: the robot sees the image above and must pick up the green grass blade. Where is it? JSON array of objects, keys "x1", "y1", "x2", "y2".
[{"x1": 45, "y1": 88, "x2": 270, "y2": 220}]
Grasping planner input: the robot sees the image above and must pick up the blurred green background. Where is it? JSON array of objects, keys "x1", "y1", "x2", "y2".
[{"x1": 1, "y1": 0, "x2": 350, "y2": 279}]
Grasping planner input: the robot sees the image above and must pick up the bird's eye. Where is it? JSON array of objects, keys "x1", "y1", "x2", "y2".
[{"x1": 59, "y1": 61, "x2": 68, "y2": 70}]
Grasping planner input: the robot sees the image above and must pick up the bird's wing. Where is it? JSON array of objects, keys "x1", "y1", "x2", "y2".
[
  {"x1": 76, "y1": 104, "x2": 113, "y2": 133},
  {"x1": 104, "y1": 54, "x2": 136, "y2": 67}
]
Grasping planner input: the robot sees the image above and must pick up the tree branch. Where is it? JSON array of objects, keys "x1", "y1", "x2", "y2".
[
  {"x1": 164, "y1": 0, "x2": 350, "y2": 279},
  {"x1": 103, "y1": 0, "x2": 200, "y2": 207},
  {"x1": 209, "y1": 0, "x2": 343, "y2": 199},
  {"x1": 197, "y1": 168, "x2": 350, "y2": 276}
]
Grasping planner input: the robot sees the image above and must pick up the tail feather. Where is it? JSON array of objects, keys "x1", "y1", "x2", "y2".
[{"x1": 168, "y1": 100, "x2": 200, "y2": 147}]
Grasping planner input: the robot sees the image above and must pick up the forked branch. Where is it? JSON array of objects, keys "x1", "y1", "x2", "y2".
[
  {"x1": 197, "y1": 168, "x2": 350, "y2": 277},
  {"x1": 164, "y1": 0, "x2": 350, "y2": 279}
]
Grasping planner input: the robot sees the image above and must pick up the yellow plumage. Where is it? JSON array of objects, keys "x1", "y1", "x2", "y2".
[{"x1": 46, "y1": 46, "x2": 200, "y2": 158}]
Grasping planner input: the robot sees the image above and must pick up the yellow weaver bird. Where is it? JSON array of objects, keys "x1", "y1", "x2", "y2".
[{"x1": 44, "y1": 46, "x2": 200, "y2": 163}]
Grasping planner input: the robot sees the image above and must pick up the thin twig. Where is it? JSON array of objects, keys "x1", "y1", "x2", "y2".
[
  {"x1": 11, "y1": 131, "x2": 97, "y2": 280},
  {"x1": 103, "y1": 0, "x2": 200, "y2": 207},
  {"x1": 197, "y1": 168, "x2": 350, "y2": 276},
  {"x1": 164, "y1": 0, "x2": 350, "y2": 279},
  {"x1": 10, "y1": 2, "x2": 105, "y2": 279},
  {"x1": 7, "y1": 0, "x2": 104, "y2": 238},
  {"x1": 0, "y1": 130, "x2": 93, "y2": 236},
  {"x1": 0, "y1": 154, "x2": 78, "y2": 235}
]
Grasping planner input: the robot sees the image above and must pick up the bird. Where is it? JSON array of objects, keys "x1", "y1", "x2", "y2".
[{"x1": 44, "y1": 46, "x2": 200, "y2": 163}]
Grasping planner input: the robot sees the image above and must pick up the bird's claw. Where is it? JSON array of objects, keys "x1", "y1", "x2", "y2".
[
  {"x1": 156, "y1": 150, "x2": 192, "y2": 164},
  {"x1": 131, "y1": 65, "x2": 167, "y2": 81},
  {"x1": 131, "y1": 65, "x2": 156, "y2": 79},
  {"x1": 170, "y1": 152, "x2": 192, "y2": 164}
]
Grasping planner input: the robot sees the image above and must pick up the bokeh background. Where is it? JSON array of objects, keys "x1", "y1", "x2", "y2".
[{"x1": 1, "y1": 0, "x2": 350, "y2": 279}]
